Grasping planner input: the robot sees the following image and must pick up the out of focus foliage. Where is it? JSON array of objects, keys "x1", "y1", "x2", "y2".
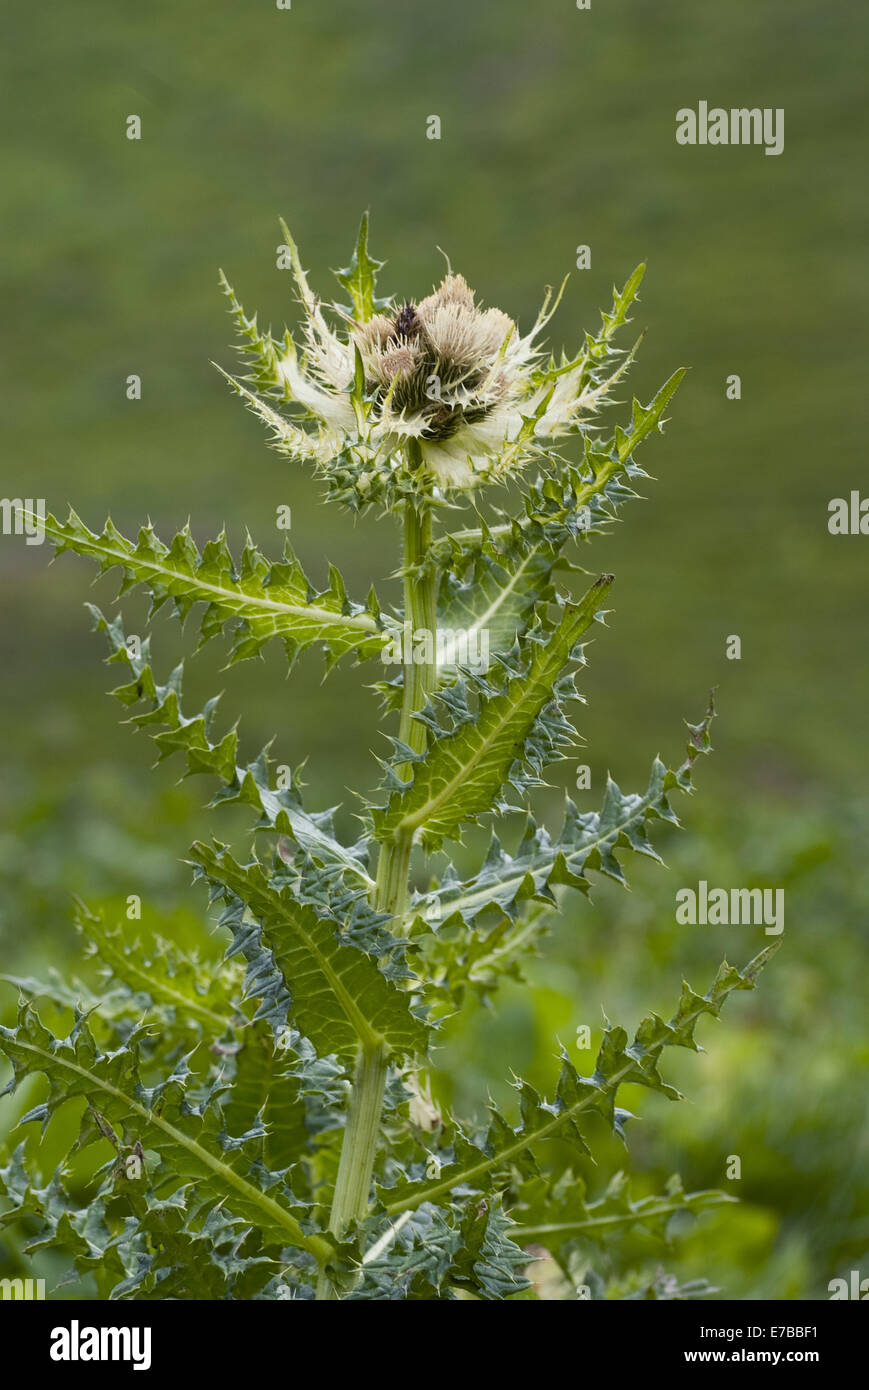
[{"x1": 437, "y1": 789, "x2": 869, "y2": 1300}]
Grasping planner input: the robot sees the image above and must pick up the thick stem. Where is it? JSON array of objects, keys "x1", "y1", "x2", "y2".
[
  {"x1": 398, "y1": 498, "x2": 437, "y2": 760},
  {"x1": 374, "y1": 830, "x2": 413, "y2": 918},
  {"x1": 374, "y1": 494, "x2": 439, "y2": 1107},
  {"x1": 329, "y1": 1043, "x2": 390, "y2": 1231},
  {"x1": 318, "y1": 487, "x2": 437, "y2": 1298},
  {"x1": 374, "y1": 492, "x2": 437, "y2": 918},
  {"x1": 316, "y1": 1043, "x2": 389, "y2": 1300}
]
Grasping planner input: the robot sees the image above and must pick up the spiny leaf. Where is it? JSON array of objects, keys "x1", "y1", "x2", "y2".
[
  {"x1": 436, "y1": 539, "x2": 564, "y2": 673},
  {"x1": 436, "y1": 368, "x2": 685, "y2": 573},
  {"x1": 379, "y1": 943, "x2": 779, "y2": 1218},
  {"x1": 190, "y1": 841, "x2": 428, "y2": 1060},
  {"x1": 528, "y1": 368, "x2": 686, "y2": 537},
  {"x1": 357, "y1": 1199, "x2": 529, "y2": 1301},
  {"x1": 116, "y1": 1188, "x2": 278, "y2": 1299},
  {"x1": 0, "y1": 969, "x2": 131, "y2": 1023},
  {"x1": 372, "y1": 579, "x2": 613, "y2": 849},
  {"x1": 89, "y1": 607, "x2": 375, "y2": 896},
  {"x1": 0, "y1": 1147, "x2": 131, "y2": 1288},
  {"x1": 38, "y1": 509, "x2": 387, "y2": 670},
  {"x1": 333, "y1": 211, "x2": 391, "y2": 322},
  {"x1": 75, "y1": 904, "x2": 240, "y2": 1035},
  {"x1": 215, "y1": 365, "x2": 335, "y2": 467},
  {"x1": 511, "y1": 1169, "x2": 736, "y2": 1251},
  {"x1": 221, "y1": 1028, "x2": 311, "y2": 1171},
  {"x1": 219, "y1": 269, "x2": 290, "y2": 396},
  {"x1": 411, "y1": 696, "x2": 716, "y2": 940},
  {"x1": 530, "y1": 262, "x2": 646, "y2": 399},
  {"x1": 413, "y1": 903, "x2": 552, "y2": 1013},
  {"x1": 0, "y1": 1151, "x2": 280, "y2": 1299},
  {"x1": 0, "y1": 1003, "x2": 333, "y2": 1263}
]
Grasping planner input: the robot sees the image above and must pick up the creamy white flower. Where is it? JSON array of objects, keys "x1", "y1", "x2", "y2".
[{"x1": 222, "y1": 229, "x2": 632, "y2": 493}]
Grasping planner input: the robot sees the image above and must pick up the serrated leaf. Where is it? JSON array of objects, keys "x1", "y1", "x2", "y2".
[
  {"x1": 356, "y1": 1199, "x2": 528, "y2": 1301},
  {"x1": 190, "y1": 841, "x2": 428, "y2": 1060},
  {"x1": 380, "y1": 944, "x2": 779, "y2": 1218},
  {"x1": 75, "y1": 904, "x2": 238, "y2": 1035},
  {"x1": 222, "y1": 1028, "x2": 310, "y2": 1171},
  {"x1": 333, "y1": 211, "x2": 390, "y2": 322},
  {"x1": 0, "y1": 1004, "x2": 333, "y2": 1262},
  {"x1": 512, "y1": 1169, "x2": 735, "y2": 1251},
  {"x1": 38, "y1": 510, "x2": 386, "y2": 669},
  {"x1": 372, "y1": 578, "x2": 613, "y2": 848},
  {"x1": 436, "y1": 538, "x2": 562, "y2": 673},
  {"x1": 218, "y1": 269, "x2": 289, "y2": 396},
  {"x1": 89, "y1": 607, "x2": 375, "y2": 898},
  {"x1": 437, "y1": 366, "x2": 686, "y2": 575},
  {"x1": 412, "y1": 696, "x2": 716, "y2": 941}
]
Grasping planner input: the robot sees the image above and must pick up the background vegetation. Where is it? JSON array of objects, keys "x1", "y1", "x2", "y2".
[{"x1": 2, "y1": 0, "x2": 866, "y2": 1298}]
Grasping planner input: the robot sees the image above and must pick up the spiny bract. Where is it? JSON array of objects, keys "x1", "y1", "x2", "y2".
[{"x1": 217, "y1": 215, "x2": 644, "y2": 495}]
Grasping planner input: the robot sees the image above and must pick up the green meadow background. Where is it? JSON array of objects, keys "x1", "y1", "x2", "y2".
[{"x1": 2, "y1": 0, "x2": 867, "y2": 1298}]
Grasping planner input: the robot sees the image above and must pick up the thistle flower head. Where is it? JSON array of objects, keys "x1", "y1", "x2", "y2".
[
  {"x1": 350, "y1": 277, "x2": 520, "y2": 480},
  {"x1": 219, "y1": 217, "x2": 643, "y2": 503}
]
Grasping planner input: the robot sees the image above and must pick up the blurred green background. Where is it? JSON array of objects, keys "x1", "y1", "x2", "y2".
[{"x1": 1, "y1": 0, "x2": 867, "y2": 1298}]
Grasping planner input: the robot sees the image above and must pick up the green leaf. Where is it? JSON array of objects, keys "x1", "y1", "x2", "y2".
[
  {"x1": 116, "y1": 1188, "x2": 278, "y2": 1299},
  {"x1": 411, "y1": 696, "x2": 716, "y2": 939},
  {"x1": 358, "y1": 1199, "x2": 529, "y2": 1301},
  {"x1": 218, "y1": 269, "x2": 290, "y2": 396},
  {"x1": 0, "y1": 1149, "x2": 282, "y2": 1299},
  {"x1": 75, "y1": 904, "x2": 239, "y2": 1035},
  {"x1": 614, "y1": 367, "x2": 686, "y2": 458},
  {"x1": 190, "y1": 841, "x2": 428, "y2": 1060},
  {"x1": 0, "y1": 1003, "x2": 333, "y2": 1263},
  {"x1": 380, "y1": 944, "x2": 779, "y2": 1218},
  {"x1": 436, "y1": 538, "x2": 563, "y2": 672},
  {"x1": 333, "y1": 211, "x2": 390, "y2": 322},
  {"x1": 222, "y1": 1027, "x2": 310, "y2": 1171},
  {"x1": 439, "y1": 366, "x2": 686, "y2": 570},
  {"x1": 39, "y1": 509, "x2": 386, "y2": 670},
  {"x1": 372, "y1": 578, "x2": 613, "y2": 848},
  {"x1": 511, "y1": 1170, "x2": 736, "y2": 1251},
  {"x1": 535, "y1": 261, "x2": 646, "y2": 395},
  {"x1": 0, "y1": 969, "x2": 130, "y2": 1022},
  {"x1": 89, "y1": 607, "x2": 375, "y2": 897}
]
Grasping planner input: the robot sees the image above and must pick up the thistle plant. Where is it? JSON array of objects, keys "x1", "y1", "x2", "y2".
[{"x1": 0, "y1": 216, "x2": 777, "y2": 1301}]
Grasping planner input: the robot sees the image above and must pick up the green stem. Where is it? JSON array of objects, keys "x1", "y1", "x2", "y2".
[
  {"x1": 374, "y1": 490, "x2": 437, "y2": 917},
  {"x1": 318, "y1": 484, "x2": 437, "y2": 1298},
  {"x1": 374, "y1": 830, "x2": 413, "y2": 918},
  {"x1": 398, "y1": 497, "x2": 437, "y2": 761},
  {"x1": 330, "y1": 1044, "x2": 390, "y2": 1233},
  {"x1": 316, "y1": 1043, "x2": 389, "y2": 1300}
]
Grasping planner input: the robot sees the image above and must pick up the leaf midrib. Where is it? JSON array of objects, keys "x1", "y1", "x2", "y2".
[
  {"x1": 419, "y1": 781, "x2": 662, "y2": 923},
  {"x1": 88, "y1": 936, "x2": 230, "y2": 1032},
  {"x1": 382, "y1": 995, "x2": 717, "y2": 1217},
  {"x1": 43, "y1": 519, "x2": 381, "y2": 638},
  {"x1": 389, "y1": 603, "x2": 597, "y2": 838},
  {"x1": 200, "y1": 851, "x2": 386, "y2": 1052},
  {"x1": 9, "y1": 1034, "x2": 331, "y2": 1262},
  {"x1": 443, "y1": 541, "x2": 550, "y2": 652},
  {"x1": 512, "y1": 1193, "x2": 733, "y2": 1242}
]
